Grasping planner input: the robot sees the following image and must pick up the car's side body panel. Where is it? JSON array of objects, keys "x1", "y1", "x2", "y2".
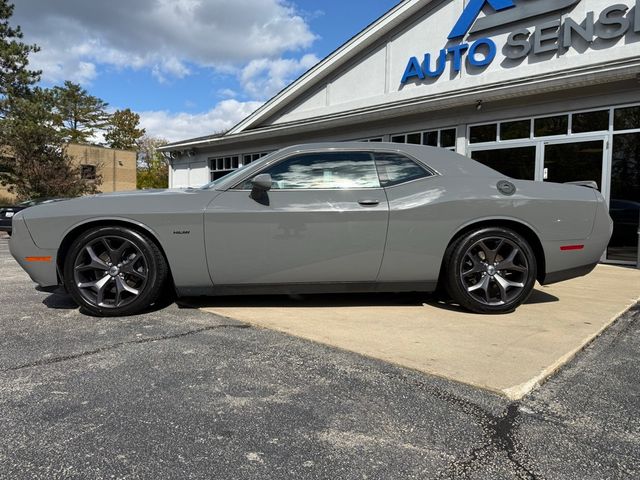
[
  {"x1": 377, "y1": 174, "x2": 602, "y2": 283},
  {"x1": 205, "y1": 188, "x2": 389, "y2": 284},
  {"x1": 539, "y1": 191, "x2": 612, "y2": 283},
  {"x1": 9, "y1": 214, "x2": 59, "y2": 286},
  {"x1": 12, "y1": 189, "x2": 218, "y2": 291}
]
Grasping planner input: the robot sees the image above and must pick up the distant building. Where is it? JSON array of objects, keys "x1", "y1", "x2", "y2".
[{"x1": 0, "y1": 143, "x2": 137, "y2": 201}]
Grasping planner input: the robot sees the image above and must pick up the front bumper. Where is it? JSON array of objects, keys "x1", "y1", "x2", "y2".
[{"x1": 9, "y1": 213, "x2": 59, "y2": 287}]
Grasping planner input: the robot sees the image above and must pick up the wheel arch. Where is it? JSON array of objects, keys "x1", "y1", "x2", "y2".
[
  {"x1": 56, "y1": 218, "x2": 174, "y2": 287},
  {"x1": 439, "y1": 218, "x2": 546, "y2": 285}
]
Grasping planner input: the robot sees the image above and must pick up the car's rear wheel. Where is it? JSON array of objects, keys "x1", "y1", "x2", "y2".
[
  {"x1": 64, "y1": 226, "x2": 168, "y2": 317},
  {"x1": 444, "y1": 227, "x2": 537, "y2": 314}
]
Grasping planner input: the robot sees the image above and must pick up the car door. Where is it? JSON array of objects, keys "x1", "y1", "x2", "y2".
[{"x1": 204, "y1": 150, "x2": 389, "y2": 285}]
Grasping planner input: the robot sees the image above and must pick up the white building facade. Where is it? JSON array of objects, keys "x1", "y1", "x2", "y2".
[{"x1": 161, "y1": 0, "x2": 640, "y2": 265}]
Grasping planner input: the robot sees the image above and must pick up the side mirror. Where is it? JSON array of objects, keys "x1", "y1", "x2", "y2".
[{"x1": 251, "y1": 173, "x2": 272, "y2": 191}]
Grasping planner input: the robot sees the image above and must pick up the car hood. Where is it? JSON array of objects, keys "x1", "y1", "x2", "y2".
[
  {"x1": 85, "y1": 188, "x2": 199, "y2": 198},
  {"x1": 19, "y1": 187, "x2": 218, "y2": 222}
]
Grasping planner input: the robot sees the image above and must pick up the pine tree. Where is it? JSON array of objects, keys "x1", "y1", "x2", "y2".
[
  {"x1": 104, "y1": 108, "x2": 145, "y2": 150},
  {"x1": 0, "y1": 0, "x2": 40, "y2": 98},
  {"x1": 52, "y1": 81, "x2": 110, "y2": 144}
]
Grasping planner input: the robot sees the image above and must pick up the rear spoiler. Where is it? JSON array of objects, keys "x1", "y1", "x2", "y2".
[{"x1": 565, "y1": 180, "x2": 598, "y2": 189}]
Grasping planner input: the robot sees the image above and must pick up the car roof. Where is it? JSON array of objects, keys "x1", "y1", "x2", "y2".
[{"x1": 211, "y1": 142, "x2": 502, "y2": 191}]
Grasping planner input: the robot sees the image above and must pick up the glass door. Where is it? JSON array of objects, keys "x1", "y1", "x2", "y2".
[
  {"x1": 541, "y1": 136, "x2": 622, "y2": 263},
  {"x1": 541, "y1": 137, "x2": 607, "y2": 192},
  {"x1": 609, "y1": 133, "x2": 640, "y2": 264}
]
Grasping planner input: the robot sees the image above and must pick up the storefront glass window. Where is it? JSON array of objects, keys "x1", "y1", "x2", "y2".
[
  {"x1": 406, "y1": 132, "x2": 421, "y2": 144},
  {"x1": 614, "y1": 106, "x2": 640, "y2": 131},
  {"x1": 440, "y1": 128, "x2": 456, "y2": 148},
  {"x1": 500, "y1": 120, "x2": 530, "y2": 140},
  {"x1": 572, "y1": 110, "x2": 609, "y2": 133},
  {"x1": 391, "y1": 135, "x2": 405, "y2": 143},
  {"x1": 470, "y1": 146, "x2": 536, "y2": 180},
  {"x1": 469, "y1": 124, "x2": 497, "y2": 143},
  {"x1": 534, "y1": 115, "x2": 568, "y2": 137},
  {"x1": 609, "y1": 133, "x2": 640, "y2": 262},
  {"x1": 423, "y1": 131, "x2": 438, "y2": 146}
]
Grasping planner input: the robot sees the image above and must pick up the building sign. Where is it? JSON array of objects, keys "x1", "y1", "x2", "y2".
[{"x1": 401, "y1": 0, "x2": 640, "y2": 84}]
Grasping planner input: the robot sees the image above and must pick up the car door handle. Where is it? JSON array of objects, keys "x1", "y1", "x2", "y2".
[{"x1": 358, "y1": 199, "x2": 380, "y2": 206}]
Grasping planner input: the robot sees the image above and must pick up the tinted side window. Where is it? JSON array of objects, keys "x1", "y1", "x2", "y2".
[
  {"x1": 262, "y1": 152, "x2": 380, "y2": 189},
  {"x1": 374, "y1": 152, "x2": 432, "y2": 187}
]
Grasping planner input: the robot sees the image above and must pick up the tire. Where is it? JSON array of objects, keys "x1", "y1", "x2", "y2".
[
  {"x1": 63, "y1": 226, "x2": 169, "y2": 317},
  {"x1": 444, "y1": 227, "x2": 537, "y2": 314}
]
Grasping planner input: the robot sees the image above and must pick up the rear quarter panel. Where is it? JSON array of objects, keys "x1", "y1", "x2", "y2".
[{"x1": 378, "y1": 175, "x2": 600, "y2": 283}]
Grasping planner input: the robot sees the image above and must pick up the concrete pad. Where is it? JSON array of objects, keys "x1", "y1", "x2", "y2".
[{"x1": 198, "y1": 265, "x2": 640, "y2": 399}]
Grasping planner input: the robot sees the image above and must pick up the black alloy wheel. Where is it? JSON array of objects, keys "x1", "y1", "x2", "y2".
[
  {"x1": 64, "y1": 226, "x2": 168, "y2": 316},
  {"x1": 445, "y1": 227, "x2": 537, "y2": 314}
]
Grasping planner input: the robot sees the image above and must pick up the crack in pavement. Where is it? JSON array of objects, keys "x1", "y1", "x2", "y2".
[
  {"x1": 1, "y1": 323, "x2": 250, "y2": 373},
  {"x1": 384, "y1": 372, "x2": 540, "y2": 479},
  {"x1": 441, "y1": 403, "x2": 539, "y2": 480}
]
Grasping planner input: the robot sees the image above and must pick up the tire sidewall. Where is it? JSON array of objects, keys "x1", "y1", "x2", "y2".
[
  {"x1": 447, "y1": 227, "x2": 537, "y2": 313},
  {"x1": 64, "y1": 226, "x2": 161, "y2": 316}
]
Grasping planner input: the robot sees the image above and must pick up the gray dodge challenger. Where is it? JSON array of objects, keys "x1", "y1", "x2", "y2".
[{"x1": 10, "y1": 143, "x2": 612, "y2": 316}]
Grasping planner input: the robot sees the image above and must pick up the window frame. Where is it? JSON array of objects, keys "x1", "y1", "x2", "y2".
[
  {"x1": 80, "y1": 164, "x2": 97, "y2": 180},
  {"x1": 230, "y1": 148, "x2": 440, "y2": 191},
  {"x1": 389, "y1": 127, "x2": 457, "y2": 151},
  {"x1": 373, "y1": 151, "x2": 436, "y2": 188},
  {"x1": 209, "y1": 155, "x2": 240, "y2": 182}
]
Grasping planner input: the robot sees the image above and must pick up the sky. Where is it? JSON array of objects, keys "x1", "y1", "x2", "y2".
[{"x1": 12, "y1": 0, "x2": 401, "y2": 142}]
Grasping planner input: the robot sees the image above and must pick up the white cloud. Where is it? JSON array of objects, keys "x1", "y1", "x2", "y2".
[
  {"x1": 14, "y1": 0, "x2": 317, "y2": 85},
  {"x1": 218, "y1": 88, "x2": 238, "y2": 99},
  {"x1": 13, "y1": 1, "x2": 321, "y2": 142},
  {"x1": 240, "y1": 54, "x2": 319, "y2": 99},
  {"x1": 138, "y1": 99, "x2": 263, "y2": 141}
]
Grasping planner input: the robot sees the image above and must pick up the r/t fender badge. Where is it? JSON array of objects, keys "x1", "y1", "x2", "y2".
[{"x1": 497, "y1": 180, "x2": 516, "y2": 196}]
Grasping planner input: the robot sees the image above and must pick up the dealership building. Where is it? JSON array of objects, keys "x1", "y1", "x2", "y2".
[{"x1": 161, "y1": 0, "x2": 640, "y2": 265}]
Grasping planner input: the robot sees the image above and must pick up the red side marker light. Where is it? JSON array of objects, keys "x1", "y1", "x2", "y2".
[
  {"x1": 25, "y1": 256, "x2": 52, "y2": 262},
  {"x1": 560, "y1": 245, "x2": 584, "y2": 251}
]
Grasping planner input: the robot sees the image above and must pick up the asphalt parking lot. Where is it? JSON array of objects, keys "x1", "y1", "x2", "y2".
[{"x1": 1, "y1": 232, "x2": 639, "y2": 479}]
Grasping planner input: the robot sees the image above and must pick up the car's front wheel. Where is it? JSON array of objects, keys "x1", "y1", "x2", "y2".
[
  {"x1": 64, "y1": 226, "x2": 168, "y2": 317},
  {"x1": 444, "y1": 227, "x2": 537, "y2": 314}
]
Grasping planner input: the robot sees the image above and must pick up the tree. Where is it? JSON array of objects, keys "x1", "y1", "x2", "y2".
[
  {"x1": 0, "y1": 2, "x2": 103, "y2": 199},
  {"x1": 0, "y1": 88, "x2": 102, "y2": 199},
  {"x1": 104, "y1": 108, "x2": 145, "y2": 150},
  {"x1": 136, "y1": 135, "x2": 168, "y2": 189},
  {"x1": 0, "y1": 0, "x2": 40, "y2": 98},
  {"x1": 52, "y1": 80, "x2": 110, "y2": 144}
]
